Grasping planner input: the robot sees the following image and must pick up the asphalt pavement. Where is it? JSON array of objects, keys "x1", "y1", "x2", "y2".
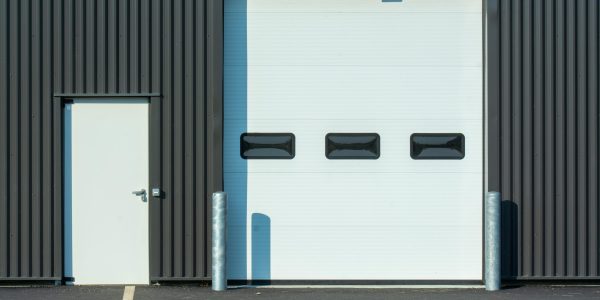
[{"x1": 0, "y1": 284, "x2": 599, "y2": 300}]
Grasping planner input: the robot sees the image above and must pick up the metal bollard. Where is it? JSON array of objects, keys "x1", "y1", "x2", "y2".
[
  {"x1": 212, "y1": 192, "x2": 227, "y2": 291},
  {"x1": 485, "y1": 191, "x2": 501, "y2": 291}
]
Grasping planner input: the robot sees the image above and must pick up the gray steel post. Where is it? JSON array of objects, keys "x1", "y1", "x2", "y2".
[
  {"x1": 212, "y1": 192, "x2": 227, "y2": 291},
  {"x1": 485, "y1": 191, "x2": 501, "y2": 291}
]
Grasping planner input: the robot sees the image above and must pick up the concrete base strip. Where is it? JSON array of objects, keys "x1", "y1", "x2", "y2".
[
  {"x1": 232, "y1": 285, "x2": 485, "y2": 289},
  {"x1": 122, "y1": 286, "x2": 135, "y2": 300}
]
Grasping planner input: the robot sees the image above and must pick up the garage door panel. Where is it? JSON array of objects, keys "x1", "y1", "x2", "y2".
[
  {"x1": 225, "y1": 12, "x2": 481, "y2": 67},
  {"x1": 226, "y1": 172, "x2": 482, "y2": 227},
  {"x1": 224, "y1": 66, "x2": 483, "y2": 120},
  {"x1": 267, "y1": 226, "x2": 481, "y2": 280},
  {"x1": 263, "y1": 225, "x2": 481, "y2": 280},
  {"x1": 223, "y1": 119, "x2": 482, "y2": 174},
  {"x1": 226, "y1": 0, "x2": 481, "y2": 14},
  {"x1": 225, "y1": 172, "x2": 482, "y2": 279}
]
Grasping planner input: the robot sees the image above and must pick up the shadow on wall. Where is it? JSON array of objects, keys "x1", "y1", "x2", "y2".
[
  {"x1": 501, "y1": 200, "x2": 518, "y2": 279},
  {"x1": 224, "y1": 0, "x2": 250, "y2": 280},
  {"x1": 252, "y1": 213, "x2": 271, "y2": 282},
  {"x1": 63, "y1": 104, "x2": 73, "y2": 278}
]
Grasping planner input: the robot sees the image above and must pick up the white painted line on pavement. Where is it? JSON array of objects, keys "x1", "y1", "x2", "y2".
[{"x1": 122, "y1": 286, "x2": 135, "y2": 300}]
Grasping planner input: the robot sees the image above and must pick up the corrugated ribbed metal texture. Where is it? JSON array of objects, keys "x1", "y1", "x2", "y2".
[
  {"x1": 488, "y1": 0, "x2": 599, "y2": 279},
  {"x1": 0, "y1": 0, "x2": 62, "y2": 281},
  {"x1": 0, "y1": 0, "x2": 223, "y2": 281}
]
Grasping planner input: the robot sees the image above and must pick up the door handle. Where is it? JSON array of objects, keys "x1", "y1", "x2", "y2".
[{"x1": 132, "y1": 189, "x2": 147, "y2": 202}]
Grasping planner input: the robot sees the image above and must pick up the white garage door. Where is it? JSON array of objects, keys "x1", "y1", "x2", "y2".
[{"x1": 224, "y1": 0, "x2": 483, "y2": 281}]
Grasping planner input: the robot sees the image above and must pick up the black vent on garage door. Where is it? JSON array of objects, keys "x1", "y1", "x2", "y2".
[
  {"x1": 325, "y1": 133, "x2": 380, "y2": 160},
  {"x1": 410, "y1": 133, "x2": 465, "y2": 160},
  {"x1": 241, "y1": 133, "x2": 295, "y2": 159}
]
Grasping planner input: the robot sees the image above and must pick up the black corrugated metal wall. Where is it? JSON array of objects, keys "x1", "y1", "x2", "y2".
[
  {"x1": 488, "y1": 0, "x2": 600, "y2": 279},
  {"x1": 0, "y1": 0, "x2": 223, "y2": 281},
  {"x1": 2, "y1": 0, "x2": 599, "y2": 283}
]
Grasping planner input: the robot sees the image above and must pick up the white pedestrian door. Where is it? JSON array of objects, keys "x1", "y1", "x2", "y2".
[{"x1": 64, "y1": 99, "x2": 150, "y2": 285}]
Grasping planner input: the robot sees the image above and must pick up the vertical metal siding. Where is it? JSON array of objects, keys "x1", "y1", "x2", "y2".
[
  {"x1": 488, "y1": 0, "x2": 600, "y2": 279},
  {"x1": 0, "y1": 0, "x2": 223, "y2": 281}
]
